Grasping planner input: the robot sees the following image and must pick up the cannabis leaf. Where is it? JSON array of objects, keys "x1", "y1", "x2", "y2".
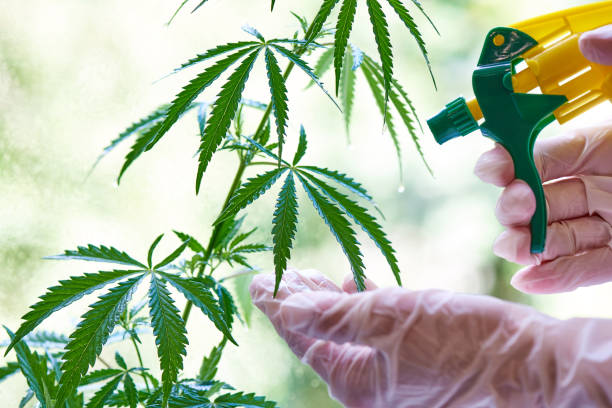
[
  {"x1": 264, "y1": 47, "x2": 289, "y2": 163},
  {"x1": 85, "y1": 373, "x2": 123, "y2": 408},
  {"x1": 5, "y1": 269, "x2": 143, "y2": 356},
  {"x1": 334, "y1": 0, "x2": 358, "y2": 94},
  {"x1": 272, "y1": 172, "x2": 298, "y2": 293},
  {"x1": 198, "y1": 338, "x2": 226, "y2": 382},
  {"x1": 215, "y1": 168, "x2": 287, "y2": 224},
  {"x1": 160, "y1": 273, "x2": 236, "y2": 344},
  {"x1": 55, "y1": 274, "x2": 144, "y2": 406},
  {"x1": 196, "y1": 48, "x2": 261, "y2": 192},
  {"x1": 305, "y1": 0, "x2": 436, "y2": 108},
  {"x1": 47, "y1": 245, "x2": 146, "y2": 268},
  {"x1": 339, "y1": 49, "x2": 356, "y2": 137},
  {"x1": 297, "y1": 173, "x2": 366, "y2": 290},
  {"x1": 149, "y1": 274, "x2": 188, "y2": 406},
  {"x1": 0, "y1": 361, "x2": 19, "y2": 383},
  {"x1": 215, "y1": 127, "x2": 396, "y2": 291}
]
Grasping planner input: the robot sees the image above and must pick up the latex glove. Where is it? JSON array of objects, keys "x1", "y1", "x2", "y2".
[
  {"x1": 474, "y1": 124, "x2": 612, "y2": 294},
  {"x1": 472, "y1": 25, "x2": 612, "y2": 294},
  {"x1": 250, "y1": 270, "x2": 612, "y2": 408}
]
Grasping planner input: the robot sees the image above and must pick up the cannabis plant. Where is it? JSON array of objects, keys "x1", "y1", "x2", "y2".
[{"x1": 2, "y1": 0, "x2": 436, "y2": 406}]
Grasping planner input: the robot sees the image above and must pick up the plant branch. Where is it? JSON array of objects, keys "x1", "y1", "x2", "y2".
[{"x1": 130, "y1": 336, "x2": 151, "y2": 392}]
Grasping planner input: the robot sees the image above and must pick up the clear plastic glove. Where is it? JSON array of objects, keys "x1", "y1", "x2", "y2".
[
  {"x1": 473, "y1": 25, "x2": 612, "y2": 294},
  {"x1": 250, "y1": 270, "x2": 612, "y2": 408}
]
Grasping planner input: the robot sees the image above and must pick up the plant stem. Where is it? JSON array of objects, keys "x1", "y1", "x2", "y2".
[
  {"x1": 182, "y1": 157, "x2": 247, "y2": 322},
  {"x1": 181, "y1": 32, "x2": 307, "y2": 325},
  {"x1": 130, "y1": 336, "x2": 151, "y2": 392}
]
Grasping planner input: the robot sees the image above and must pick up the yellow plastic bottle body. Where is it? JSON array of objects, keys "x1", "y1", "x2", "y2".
[{"x1": 467, "y1": 0, "x2": 612, "y2": 124}]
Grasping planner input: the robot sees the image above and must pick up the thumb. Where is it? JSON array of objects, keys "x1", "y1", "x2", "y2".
[{"x1": 579, "y1": 24, "x2": 612, "y2": 66}]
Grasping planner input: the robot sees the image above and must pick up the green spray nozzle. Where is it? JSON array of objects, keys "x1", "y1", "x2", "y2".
[
  {"x1": 428, "y1": 27, "x2": 567, "y2": 254},
  {"x1": 428, "y1": 97, "x2": 479, "y2": 145}
]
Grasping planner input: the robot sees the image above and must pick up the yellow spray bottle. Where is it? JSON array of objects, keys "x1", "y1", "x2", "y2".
[{"x1": 428, "y1": 1, "x2": 612, "y2": 253}]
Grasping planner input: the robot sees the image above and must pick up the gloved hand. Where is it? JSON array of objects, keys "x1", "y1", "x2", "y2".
[
  {"x1": 250, "y1": 270, "x2": 612, "y2": 408},
  {"x1": 473, "y1": 25, "x2": 612, "y2": 294}
]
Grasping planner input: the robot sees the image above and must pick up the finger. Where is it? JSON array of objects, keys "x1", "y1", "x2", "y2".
[
  {"x1": 474, "y1": 143, "x2": 514, "y2": 187},
  {"x1": 476, "y1": 127, "x2": 612, "y2": 187},
  {"x1": 493, "y1": 216, "x2": 612, "y2": 264},
  {"x1": 579, "y1": 24, "x2": 612, "y2": 66},
  {"x1": 250, "y1": 271, "x2": 340, "y2": 358},
  {"x1": 496, "y1": 178, "x2": 589, "y2": 227},
  {"x1": 342, "y1": 274, "x2": 378, "y2": 293},
  {"x1": 511, "y1": 246, "x2": 612, "y2": 294},
  {"x1": 280, "y1": 288, "x2": 410, "y2": 347}
]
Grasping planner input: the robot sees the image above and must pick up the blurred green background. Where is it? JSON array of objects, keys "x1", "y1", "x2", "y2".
[{"x1": 1, "y1": 0, "x2": 611, "y2": 406}]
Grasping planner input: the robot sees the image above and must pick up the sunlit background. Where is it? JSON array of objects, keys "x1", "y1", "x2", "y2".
[{"x1": 1, "y1": 0, "x2": 611, "y2": 406}]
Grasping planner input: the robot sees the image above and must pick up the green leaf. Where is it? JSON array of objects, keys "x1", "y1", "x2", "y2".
[
  {"x1": 305, "y1": 0, "x2": 340, "y2": 44},
  {"x1": 264, "y1": 47, "x2": 289, "y2": 164},
  {"x1": 19, "y1": 390, "x2": 35, "y2": 408},
  {"x1": 117, "y1": 103, "x2": 200, "y2": 182},
  {"x1": 21, "y1": 331, "x2": 70, "y2": 349},
  {"x1": 6, "y1": 270, "x2": 142, "y2": 356},
  {"x1": 215, "y1": 217, "x2": 245, "y2": 251},
  {"x1": 174, "y1": 231, "x2": 205, "y2": 253},
  {"x1": 148, "y1": 234, "x2": 165, "y2": 268},
  {"x1": 154, "y1": 240, "x2": 190, "y2": 270},
  {"x1": 296, "y1": 174, "x2": 366, "y2": 291},
  {"x1": 272, "y1": 172, "x2": 299, "y2": 294},
  {"x1": 213, "y1": 391, "x2": 278, "y2": 408},
  {"x1": 270, "y1": 0, "x2": 276, "y2": 11},
  {"x1": 123, "y1": 373, "x2": 139, "y2": 408},
  {"x1": 386, "y1": 0, "x2": 435, "y2": 87},
  {"x1": 94, "y1": 104, "x2": 169, "y2": 167},
  {"x1": 47, "y1": 245, "x2": 146, "y2": 268},
  {"x1": 114, "y1": 352, "x2": 127, "y2": 370},
  {"x1": 299, "y1": 171, "x2": 401, "y2": 285},
  {"x1": 168, "y1": 42, "x2": 260, "y2": 77},
  {"x1": 243, "y1": 136, "x2": 285, "y2": 164},
  {"x1": 307, "y1": 47, "x2": 334, "y2": 89},
  {"x1": 0, "y1": 361, "x2": 19, "y2": 383},
  {"x1": 366, "y1": 0, "x2": 394, "y2": 106},
  {"x1": 360, "y1": 61, "x2": 402, "y2": 179},
  {"x1": 6, "y1": 327, "x2": 54, "y2": 407},
  {"x1": 160, "y1": 273, "x2": 235, "y2": 344},
  {"x1": 55, "y1": 274, "x2": 144, "y2": 406},
  {"x1": 148, "y1": 274, "x2": 188, "y2": 406},
  {"x1": 212, "y1": 280, "x2": 239, "y2": 331},
  {"x1": 191, "y1": 0, "x2": 209, "y2": 13},
  {"x1": 292, "y1": 125, "x2": 307, "y2": 166},
  {"x1": 296, "y1": 166, "x2": 373, "y2": 202},
  {"x1": 408, "y1": 0, "x2": 439, "y2": 34},
  {"x1": 80, "y1": 369, "x2": 124, "y2": 386},
  {"x1": 198, "y1": 338, "x2": 226, "y2": 382},
  {"x1": 196, "y1": 49, "x2": 262, "y2": 193},
  {"x1": 214, "y1": 168, "x2": 286, "y2": 225},
  {"x1": 85, "y1": 373, "x2": 123, "y2": 408},
  {"x1": 231, "y1": 243, "x2": 271, "y2": 254},
  {"x1": 270, "y1": 44, "x2": 340, "y2": 111},
  {"x1": 167, "y1": 0, "x2": 190, "y2": 25},
  {"x1": 339, "y1": 49, "x2": 356, "y2": 137},
  {"x1": 229, "y1": 228, "x2": 257, "y2": 249},
  {"x1": 150, "y1": 46, "x2": 261, "y2": 165},
  {"x1": 334, "y1": 0, "x2": 358, "y2": 94}
]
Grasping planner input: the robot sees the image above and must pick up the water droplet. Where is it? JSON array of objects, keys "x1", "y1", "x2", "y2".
[{"x1": 397, "y1": 185, "x2": 405, "y2": 193}]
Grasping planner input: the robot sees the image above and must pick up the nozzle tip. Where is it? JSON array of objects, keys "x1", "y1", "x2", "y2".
[{"x1": 427, "y1": 97, "x2": 479, "y2": 145}]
